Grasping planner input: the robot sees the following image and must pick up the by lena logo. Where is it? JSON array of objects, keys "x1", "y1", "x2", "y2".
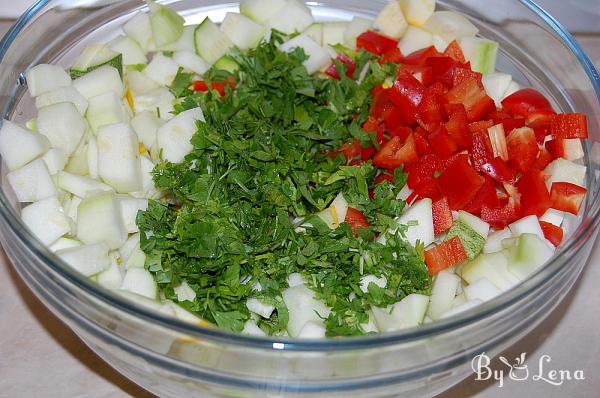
[{"x1": 471, "y1": 352, "x2": 585, "y2": 388}]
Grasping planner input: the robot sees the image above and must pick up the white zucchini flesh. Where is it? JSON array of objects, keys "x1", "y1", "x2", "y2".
[
  {"x1": 246, "y1": 298, "x2": 276, "y2": 319},
  {"x1": 440, "y1": 299, "x2": 483, "y2": 319},
  {"x1": 160, "y1": 25, "x2": 197, "y2": 52},
  {"x1": 322, "y1": 22, "x2": 349, "y2": 47},
  {"x1": 21, "y1": 196, "x2": 71, "y2": 246},
  {"x1": 298, "y1": 321, "x2": 326, "y2": 339},
  {"x1": 458, "y1": 210, "x2": 490, "y2": 239},
  {"x1": 343, "y1": 17, "x2": 372, "y2": 48},
  {"x1": 126, "y1": 70, "x2": 160, "y2": 96},
  {"x1": 432, "y1": 34, "x2": 451, "y2": 52},
  {"x1": 543, "y1": 158, "x2": 587, "y2": 190},
  {"x1": 25, "y1": 64, "x2": 71, "y2": 97},
  {"x1": 507, "y1": 233, "x2": 555, "y2": 280},
  {"x1": 42, "y1": 148, "x2": 68, "y2": 175},
  {"x1": 156, "y1": 107, "x2": 205, "y2": 163},
  {"x1": 503, "y1": 81, "x2": 520, "y2": 99},
  {"x1": 148, "y1": 0, "x2": 185, "y2": 48},
  {"x1": 123, "y1": 12, "x2": 156, "y2": 53},
  {"x1": 279, "y1": 34, "x2": 331, "y2": 75},
  {"x1": 97, "y1": 255, "x2": 125, "y2": 290},
  {"x1": 63, "y1": 195, "x2": 82, "y2": 224},
  {"x1": 239, "y1": 0, "x2": 287, "y2": 24},
  {"x1": 49, "y1": 237, "x2": 83, "y2": 252},
  {"x1": 482, "y1": 72, "x2": 513, "y2": 107},
  {"x1": 242, "y1": 320, "x2": 267, "y2": 337},
  {"x1": 121, "y1": 267, "x2": 158, "y2": 299},
  {"x1": 131, "y1": 110, "x2": 163, "y2": 149},
  {"x1": 422, "y1": 11, "x2": 478, "y2": 42},
  {"x1": 35, "y1": 86, "x2": 89, "y2": 116},
  {"x1": 398, "y1": 25, "x2": 434, "y2": 57},
  {"x1": 371, "y1": 294, "x2": 430, "y2": 332},
  {"x1": 221, "y1": 12, "x2": 265, "y2": 51},
  {"x1": 97, "y1": 123, "x2": 143, "y2": 193},
  {"x1": 303, "y1": 24, "x2": 323, "y2": 46},
  {"x1": 87, "y1": 136, "x2": 99, "y2": 179},
  {"x1": 359, "y1": 274, "x2": 387, "y2": 293},
  {"x1": 125, "y1": 247, "x2": 146, "y2": 269},
  {"x1": 76, "y1": 191, "x2": 128, "y2": 250},
  {"x1": 37, "y1": 102, "x2": 87, "y2": 157},
  {"x1": 71, "y1": 44, "x2": 120, "y2": 74},
  {"x1": 558, "y1": 139, "x2": 584, "y2": 161},
  {"x1": 174, "y1": 280, "x2": 197, "y2": 302},
  {"x1": 73, "y1": 65, "x2": 125, "y2": 99},
  {"x1": 173, "y1": 50, "x2": 210, "y2": 76},
  {"x1": 509, "y1": 215, "x2": 545, "y2": 240},
  {"x1": 540, "y1": 209, "x2": 565, "y2": 227},
  {"x1": 64, "y1": 135, "x2": 90, "y2": 176},
  {"x1": 267, "y1": 0, "x2": 315, "y2": 35},
  {"x1": 86, "y1": 91, "x2": 130, "y2": 133},
  {"x1": 118, "y1": 195, "x2": 148, "y2": 233},
  {"x1": 7, "y1": 159, "x2": 57, "y2": 203},
  {"x1": 461, "y1": 251, "x2": 521, "y2": 291},
  {"x1": 194, "y1": 18, "x2": 234, "y2": 65},
  {"x1": 459, "y1": 37, "x2": 499, "y2": 75},
  {"x1": 331, "y1": 192, "x2": 348, "y2": 226},
  {"x1": 282, "y1": 284, "x2": 330, "y2": 337},
  {"x1": 129, "y1": 156, "x2": 158, "y2": 199},
  {"x1": 483, "y1": 227, "x2": 513, "y2": 253},
  {"x1": 57, "y1": 170, "x2": 112, "y2": 198},
  {"x1": 286, "y1": 272, "x2": 306, "y2": 287},
  {"x1": 427, "y1": 270, "x2": 461, "y2": 320},
  {"x1": 463, "y1": 278, "x2": 501, "y2": 302},
  {"x1": 144, "y1": 52, "x2": 180, "y2": 86},
  {"x1": 119, "y1": 233, "x2": 140, "y2": 264},
  {"x1": 375, "y1": 1, "x2": 408, "y2": 39},
  {"x1": 399, "y1": 0, "x2": 435, "y2": 26},
  {"x1": 133, "y1": 88, "x2": 175, "y2": 120},
  {"x1": 56, "y1": 243, "x2": 111, "y2": 277},
  {"x1": 395, "y1": 198, "x2": 435, "y2": 248},
  {"x1": 109, "y1": 35, "x2": 148, "y2": 66},
  {"x1": 0, "y1": 120, "x2": 49, "y2": 171}
]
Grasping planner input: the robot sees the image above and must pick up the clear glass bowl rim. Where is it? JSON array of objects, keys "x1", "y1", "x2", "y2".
[{"x1": 0, "y1": 0, "x2": 598, "y2": 352}]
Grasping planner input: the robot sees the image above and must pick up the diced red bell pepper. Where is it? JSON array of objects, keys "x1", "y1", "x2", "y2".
[
  {"x1": 448, "y1": 64, "x2": 483, "y2": 88},
  {"x1": 481, "y1": 200, "x2": 520, "y2": 229},
  {"x1": 389, "y1": 71, "x2": 426, "y2": 125},
  {"x1": 491, "y1": 109, "x2": 526, "y2": 133},
  {"x1": 432, "y1": 197, "x2": 454, "y2": 235},
  {"x1": 445, "y1": 77, "x2": 495, "y2": 122},
  {"x1": 506, "y1": 126, "x2": 539, "y2": 173},
  {"x1": 325, "y1": 54, "x2": 357, "y2": 80},
  {"x1": 468, "y1": 119, "x2": 494, "y2": 134},
  {"x1": 545, "y1": 138, "x2": 584, "y2": 161},
  {"x1": 406, "y1": 154, "x2": 442, "y2": 189},
  {"x1": 389, "y1": 125, "x2": 413, "y2": 141},
  {"x1": 481, "y1": 157, "x2": 517, "y2": 184},
  {"x1": 398, "y1": 64, "x2": 434, "y2": 86},
  {"x1": 370, "y1": 86, "x2": 394, "y2": 118},
  {"x1": 383, "y1": 106, "x2": 406, "y2": 131},
  {"x1": 361, "y1": 146, "x2": 376, "y2": 161},
  {"x1": 532, "y1": 146, "x2": 554, "y2": 170},
  {"x1": 416, "y1": 90, "x2": 444, "y2": 132},
  {"x1": 444, "y1": 103, "x2": 471, "y2": 149},
  {"x1": 426, "y1": 56, "x2": 458, "y2": 81},
  {"x1": 193, "y1": 78, "x2": 236, "y2": 96},
  {"x1": 464, "y1": 176, "x2": 500, "y2": 215},
  {"x1": 402, "y1": 46, "x2": 441, "y2": 65},
  {"x1": 372, "y1": 134, "x2": 419, "y2": 169},
  {"x1": 540, "y1": 221, "x2": 563, "y2": 247},
  {"x1": 381, "y1": 47, "x2": 403, "y2": 64},
  {"x1": 362, "y1": 116, "x2": 380, "y2": 133},
  {"x1": 374, "y1": 173, "x2": 394, "y2": 185},
  {"x1": 501, "y1": 88, "x2": 555, "y2": 118},
  {"x1": 407, "y1": 179, "x2": 443, "y2": 203},
  {"x1": 328, "y1": 139, "x2": 363, "y2": 162},
  {"x1": 550, "y1": 113, "x2": 588, "y2": 139},
  {"x1": 525, "y1": 112, "x2": 554, "y2": 144},
  {"x1": 357, "y1": 30, "x2": 399, "y2": 55},
  {"x1": 428, "y1": 126, "x2": 458, "y2": 158},
  {"x1": 425, "y1": 236, "x2": 468, "y2": 275},
  {"x1": 443, "y1": 40, "x2": 466, "y2": 63},
  {"x1": 515, "y1": 169, "x2": 552, "y2": 217},
  {"x1": 436, "y1": 155, "x2": 485, "y2": 210},
  {"x1": 549, "y1": 182, "x2": 587, "y2": 215},
  {"x1": 470, "y1": 131, "x2": 494, "y2": 171},
  {"x1": 345, "y1": 207, "x2": 370, "y2": 233},
  {"x1": 413, "y1": 129, "x2": 433, "y2": 155}
]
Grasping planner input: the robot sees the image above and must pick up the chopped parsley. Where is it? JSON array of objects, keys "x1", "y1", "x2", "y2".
[{"x1": 137, "y1": 34, "x2": 431, "y2": 337}]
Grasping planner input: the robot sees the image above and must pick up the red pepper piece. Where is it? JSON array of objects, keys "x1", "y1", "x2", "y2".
[
  {"x1": 532, "y1": 146, "x2": 554, "y2": 170},
  {"x1": 429, "y1": 125, "x2": 458, "y2": 158},
  {"x1": 389, "y1": 71, "x2": 426, "y2": 125},
  {"x1": 328, "y1": 139, "x2": 363, "y2": 163},
  {"x1": 406, "y1": 153, "x2": 442, "y2": 189},
  {"x1": 481, "y1": 200, "x2": 520, "y2": 229},
  {"x1": 413, "y1": 129, "x2": 433, "y2": 155},
  {"x1": 468, "y1": 119, "x2": 494, "y2": 134},
  {"x1": 444, "y1": 103, "x2": 471, "y2": 149},
  {"x1": 357, "y1": 30, "x2": 399, "y2": 55},
  {"x1": 372, "y1": 134, "x2": 419, "y2": 170},
  {"x1": 402, "y1": 46, "x2": 441, "y2": 65},
  {"x1": 445, "y1": 77, "x2": 495, "y2": 122},
  {"x1": 397, "y1": 64, "x2": 434, "y2": 86},
  {"x1": 425, "y1": 236, "x2": 468, "y2": 275},
  {"x1": 443, "y1": 40, "x2": 466, "y2": 63},
  {"x1": 362, "y1": 116, "x2": 380, "y2": 133},
  {"x1": 325, "y1": 54, "x2": 357, "y2": 80},
  {"x1": 470, "y1": 131, "x2": 494, "y2": 171},
  {"x1": 464, "y1": 176, "x2": 500, "y2": 215},
  {"x1": 193, "y1": 78, "x2": 236, "y2": 96},
  {"x1": 389, "y1": 125, "x2": 413, "y2": 141},
  {"x1": 381, "y1": 47, "x2": 404, "y2": 64},
  {"x1": 370, "y1": 86, "x2": 394, "y2": 118},
  {"x1": 432, "y1": 197, "x2": 454, "y2": 235},
  {"x1": 383, "y1": 106, "x2": 406, "y2": 132},
  {"x1": 515, "y1": 169, "x2": 552, "y2": 217},
  {"x1": 549, "y1": 182, "x2": 587, "y2": 215},
  {"x1": 506, "y1": 127, "x2": 539, "y2": 173},
  {"x1": 416, "y1": 90, "x2": 444, "y2": 132},
  {"x1": 407, "y1": 179, "x2": 443, "y2": 203},
  {"x1": 374, "y1": 173, "x2": 394, "y2": 185},
  {"x1": 426, "y1": 56, "x2": 458, "y2": 81},
  {"x1": 550, "y1": 113, "x2": 588, "y2": 139},
  {"x1": 540, "y1": 221, "x2": 563, "y2": 247},
  {"x1": 481, "y1": 157, "x2": 517, "y2": 184},
  {"x1": 436, "y1": 155, "x2": 485, "y2": 210},
  {"x1": 361, "y1": 146, "x2": 376, "y2": 162},
  {"x1": 501, "y1": 88, "x2": 555, "y2": 118},
  {"x1": 345, "y1": 207, "x2": 370, "y2": 234},
  {"x1": 449, "y1": 64, "x2": 483, "y2": 88}
]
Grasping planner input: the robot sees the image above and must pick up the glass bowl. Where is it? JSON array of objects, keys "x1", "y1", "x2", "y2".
[{"x1": 0, "y1": 1, "x2": 598, "y2": 397}]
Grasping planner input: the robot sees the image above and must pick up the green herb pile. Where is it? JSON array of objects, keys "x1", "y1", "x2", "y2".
[{"x1": 137, "y1": 34, "x2": 431, "y2": 337}]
